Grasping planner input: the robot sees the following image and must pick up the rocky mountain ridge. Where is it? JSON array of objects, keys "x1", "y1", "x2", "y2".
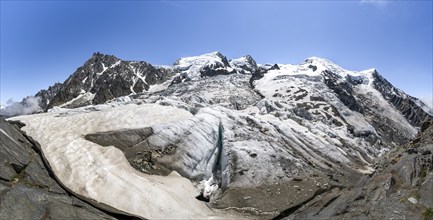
[{"x1": 2, "y1": 52, "x2": 431, "y2": 123}]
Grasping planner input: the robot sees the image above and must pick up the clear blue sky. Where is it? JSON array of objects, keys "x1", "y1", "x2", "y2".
[{"x1": 1, "y1": 0, "x2": 432, "y2": 106}]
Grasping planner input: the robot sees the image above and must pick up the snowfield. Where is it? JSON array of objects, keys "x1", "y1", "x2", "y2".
[{"x1": 11, "y1": 104, "x2": 229, "y2": 219}]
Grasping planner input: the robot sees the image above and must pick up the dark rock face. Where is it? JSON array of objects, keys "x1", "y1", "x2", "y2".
[
  {"x1": 171, "y1": 72, "x2": 191, "y2": 85},
  {"x1": 34, "y1": 82, "x2": 63, "y2": 110},
  {"x1": 91, "y1": 72, "x2": 132, "y2": 105},
  {"x1": 249, "y1": 64, "x2": 279, "y2": 87},
  {"x1": 322, "y1": 70, "x2": 363, "y2": 113},
  {"x1": 200, "y1": 62, "x2": 236, "y2": 77},
  {"x1": 372, "y1": 71, "x2": 432, "y2": 126},
  {"x1": 44, "y1": 52, "x2": 175, "y2": 109},
  {"x1": 0, "y1": 118, "x2": 124, "y2": 219}
]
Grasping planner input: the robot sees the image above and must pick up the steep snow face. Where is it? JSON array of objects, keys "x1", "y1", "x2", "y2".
[
  {"x1": 10, "y1": 104, "x2": 228, "y2": 219},
  {"x1": 58, "y1": 92, "x2": 95, "y2": 108},
  {"x1": 304, "y1": 57, "x2": 359, "y2": 77}
]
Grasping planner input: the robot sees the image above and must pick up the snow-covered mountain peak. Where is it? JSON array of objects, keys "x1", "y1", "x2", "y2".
[
  {"x1": 303, "y1": 56, "x2": 356, "y2": 77},
  {"x1": 174, "y1": 51, "x2": 228, "y2": 69},
  {"x1": 172, "y1": 51, "x2": 235, "y2": 83},
  {"x1": 298, "y1": 57, "x2": 382, "y2": 87},
  {"x1": 88, "y1": 52, "x2": 120, "y2": 66},
  {"x1": 304, "y1": 56, "x2": 340, "y2": 68},
  {"x1": 231, "y1": 54, "x2": 254, "y2": 62},
  {"x1": 304, "y1": 56, "x2": 333, "y2": 63},
  {"x1": 229, "y1": 55, "x2": 258, "y2": 74}
]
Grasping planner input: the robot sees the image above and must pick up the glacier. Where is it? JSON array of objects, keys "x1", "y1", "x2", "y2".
[{"x1": 7, "y1": 51, "x2": 433, "y2": 219}]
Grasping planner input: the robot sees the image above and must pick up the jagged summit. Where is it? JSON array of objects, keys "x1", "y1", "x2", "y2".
[
  {"x1": 229, "y1": 55, "x2": 258, "y2": 75},
  {"x1": 43, "y1": 52, "x2": 175, "y2": 109},
  {"x1": 2, "y1": 51, "x2": 431, "y2": 123},
  {"x1": 87, "y1": 52, "x2": 120, "y2": 65}
]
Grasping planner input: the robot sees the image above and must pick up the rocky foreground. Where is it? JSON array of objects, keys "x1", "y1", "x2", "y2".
[{"x1": 282, "y1": 119, "x2": 433, "y2": 220}]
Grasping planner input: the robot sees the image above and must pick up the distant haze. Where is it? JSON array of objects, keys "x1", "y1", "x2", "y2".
[{"x1": 0, "y1": 96, "x2": 42, "y2": 117}]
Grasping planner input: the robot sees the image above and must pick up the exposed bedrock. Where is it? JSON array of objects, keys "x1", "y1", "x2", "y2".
[
  {"x1": 372, "y1": 71, "x2": 432, "y2": 126},
  {"x1": 281, "y1": 119, "x2": 433, "y2": 220}
]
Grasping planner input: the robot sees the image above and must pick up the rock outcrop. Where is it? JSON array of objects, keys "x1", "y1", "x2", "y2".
[
  {"x1": 372, "y1": 71, "x2": 432, "y2": 126},
  {"x1": 35, "y1": 82, "x2": 63, "y2": 110},
  {"x1": 282, "y1": 119, "x2": 433, "y2": 220}
]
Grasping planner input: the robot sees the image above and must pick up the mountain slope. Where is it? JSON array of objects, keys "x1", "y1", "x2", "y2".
[
  {"x1": 282, "y1": 119, "x2": 433, "y2": 220},
  {"x1": 6, "y1": 51, "x2": 433, "y2": 219}
]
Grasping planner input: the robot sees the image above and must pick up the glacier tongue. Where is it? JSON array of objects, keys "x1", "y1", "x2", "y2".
[
  {"x1": 11, "y1": 104, "x2": 225, "y2": 219},
  {"x1": 9, "y1": 99, "x2": 382, "y2": 218}
]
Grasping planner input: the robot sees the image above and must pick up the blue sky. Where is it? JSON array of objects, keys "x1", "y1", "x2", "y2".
[{"x1": 1, "y1": 1, "x2": 432, "y2": 106}]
